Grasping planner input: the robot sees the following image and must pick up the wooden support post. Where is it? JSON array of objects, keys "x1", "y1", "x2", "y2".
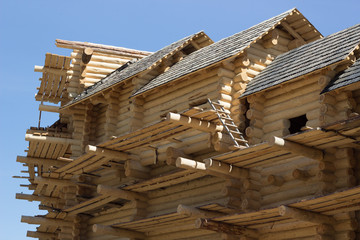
[
  {"x1": 195, "y1": 218, "x2": 258, "y2": 237},
  {"x1": 204, "y1": 159, "x2": 248, "y2": 179},
  {"x1": 92, "y1": 224, "x2": 146, "y2": 239},
  {"x1": 166, "y1": 112, "x2": 223, "y2": 132},
  {"x1": 85, "y1": 145, "x2": 128, "y2": 159},
  {"x1": 278, "y1": 205, "x2": 337, "y2": 225},
  {"x1": 268, "y1": 136, "x2": 323, "y2": 161},
  {"x1": 97, "y1": 185, "x2": 146, "y2": 201},
  {"x1": 177, "y1": 204, "x2": 224, "y2": 218}
]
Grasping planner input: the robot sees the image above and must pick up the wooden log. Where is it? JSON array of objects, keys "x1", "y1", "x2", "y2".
[
  {"x1": 204, "y1": 159, "x2": 248, "y2": 179},
  {"x1": 92, "y1": 224, "x2": 146, "y2": 239},
  {"x1": 16, "y1": 193, "x2": 59, "y2": 204},
  {"x1": 166, "y1": 147, "x2": 189, "y2": 166},
  {"x1": 97, "y1": 185, "x2": 146, "y2": 201},
  {"x1": 85, "y1": 145, "x2": 128, "y2": 159},
  {"x1": 25, "y1": 134, "x2": 80, "y2": 145},
  {"x1": 278, "y1": 205, "x2": 337, "y2": 225},
  {"x1": 195, "y1": 219, "x2": 258, "y2": 237},
  {"x1": 166, "y1": 112, "x2": 223, "y2": 132},
  {"x1": 81, "y1": 47, "x2": 94, "y2": 64},
  {"x1": 263, "y1": 119, "x2": 290, "y2": 133},
  {"x1": 21, "y1": 216, "x2": 73, "y2": 227},
  {"x1": 268, "y1": 136, "x2": 323, "y2": 161},
  {"x1": 267, "y1": 174, "x2": 284, "y2": 186},
  {"x1": 293, "y1": 168, "x2": 311, "y2": 180},
  {"x1": 177, "y1": 204, "x2": 223, "y2": 218},
  {"x1": 176, "y1": 157, "x2": 206, "y2": 171}
]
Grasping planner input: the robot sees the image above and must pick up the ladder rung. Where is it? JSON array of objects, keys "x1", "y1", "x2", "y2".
[
  {"x1": 229, "y1": 130, "x2": 241, "y2": 134},
  {"x1": 234, "y1": 138, "x2": 248, "y2": 143},
  {"x1": 225, "y1": 123, "x2": 237, "y2": 127},
  {"x1": 221, "y1": 116, "x2": 234, "y2": 121}
]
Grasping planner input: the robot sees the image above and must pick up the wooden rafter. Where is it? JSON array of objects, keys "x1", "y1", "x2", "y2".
[{"x1": 281, "y1": 21, "x2": 306, "y2": 44}]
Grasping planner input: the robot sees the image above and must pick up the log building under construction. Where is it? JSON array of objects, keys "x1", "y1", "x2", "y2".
[{"x1": 16, "y1": 8, "x2": 360, "y2": 240}]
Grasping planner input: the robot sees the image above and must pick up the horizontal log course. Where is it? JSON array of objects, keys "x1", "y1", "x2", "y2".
[
  {"x1": 268, "y1": 136, "x2": 323, "y2": 161},
  {"x1": 195, "y1": 218, "x2": 258, "y2": 237},
  {"x1": 166, "y1": 112, "x2": 223, "y2": 132},
  {"x1": 278, "y1": 205, "x2": 337, "y2": 225},
  {"x1": 92, "y1": 224, "x2": 146, "y2": 239}
]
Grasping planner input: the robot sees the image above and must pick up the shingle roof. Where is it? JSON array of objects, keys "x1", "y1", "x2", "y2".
[
  {"x1": 132, "y1": 8, "x2": 296, "y2": 97},
  {"x1": 63, "y1": 32, "x2": 205, "y2": 108},
  {"x1": 242, "y1": 23, "x2": 360, "y2": 98},
  {"x1": 322, "y1": 58, "x2": 360, "y2": 93}
]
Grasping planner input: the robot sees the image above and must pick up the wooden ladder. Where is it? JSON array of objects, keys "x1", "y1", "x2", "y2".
[{"x1": 208, "y1": 99, "x2": 249, "y2": 148}]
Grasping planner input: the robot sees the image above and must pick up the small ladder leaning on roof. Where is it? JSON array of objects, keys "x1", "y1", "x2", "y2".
[{"x1": 208, "y1": 99, "x2": 249, "y2": 149}]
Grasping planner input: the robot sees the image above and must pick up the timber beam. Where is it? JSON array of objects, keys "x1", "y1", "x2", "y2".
[
  {"x1": 204, "y1": 159, "x2": 249, "y2": 179},
  {"x1": 176, "y1": 157, "x2": 248, "y2": 180},
  {"x1": 21, "y1": 216, "x2": 72, "y2": 227},
  {"x1": 34, "y1": 176, "x2": 76, "y2": 186},
  {"x1": 25, "y1": 134, "x2": 80, "y2": 145},
  {"x1": 16, "y1": 193, "x2": 59, "y2": 204},
  {"x1": 166, "y1": 112, "x2": 223, "y2": 133},
  {"x1": 177, "y1": 204, "x2": 223, "y2": 218},
  {"x1": 195, "y1": 218, "x2": 258, "y2": 237},
  {"x1": 38, "y1": 104, "x2": 60, "y2": 113},
  {"x1": 85, "y1": 145, "x2": 128, "y2": 160},
  {"x1": 17, "y1": 156, "x2": 66, "y2": 168},
  {"x1": 268, "y1": 136, "x2": 324, "y2": 161},
  {"x1": 281, "y1": 21, "x2": 306, "y2": 44},
  {"x1": 92, "y1": 224, "x2": 146, "y2": 239},
  {"x1": 97, "y1": 185, "x2": 147, "y2": 201},
  {"x1": 278, "y1": 205, "x2": 337, "y2": 225}
]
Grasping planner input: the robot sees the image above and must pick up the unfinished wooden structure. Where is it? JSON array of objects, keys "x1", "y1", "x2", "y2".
[{"x1": 16, "y1": 8, "x2": 360, "y2": 239}]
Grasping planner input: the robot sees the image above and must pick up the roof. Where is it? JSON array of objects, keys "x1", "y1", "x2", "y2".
[
  {"x1": 132, "y1": 8, "x2": 296, "y2": 97},
  {"x1": 321, "y1": 58, "x2": 360, "y2": 93},
  {"x1": 63, "y1": 32, "x2": 207, "y2": 108},
  {"x1": 242, "y1": 23, "x2": 360, "y2": 98}
]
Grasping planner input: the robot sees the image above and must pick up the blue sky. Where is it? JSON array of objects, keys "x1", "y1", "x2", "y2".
[{"x1": 0, "y1": 0, "x2": 359, "y2": 239}]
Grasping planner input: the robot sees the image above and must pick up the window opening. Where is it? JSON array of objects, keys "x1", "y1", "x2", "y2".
[{"x1": 289, "y1": 114, "x2": 307, "y2": 134}]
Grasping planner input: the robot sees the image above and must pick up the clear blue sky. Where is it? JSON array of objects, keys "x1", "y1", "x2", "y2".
[{"x1": 0, "y1": 0, "x2": 359, "y2": 239}]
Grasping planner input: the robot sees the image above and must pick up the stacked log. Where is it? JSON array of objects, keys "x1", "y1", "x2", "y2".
[
  {"x1": 68, "y1": 49, "x2": 132, "y2": 98},
  {"x1": 144, "y1": 176, "x2": 241, "y2": 216},
  {"x1": 115, "y1": 83, "x2": 134, "y2": 136},
  {"x1": 260, "y1": 155, "x2": 324, "y2": 208},
  {"x1": 69, "y1": 104, "x2": 87, "y2": 157},
  {"x1": 245, "y1": 94, "x2": 265, "y2": 144},
  {"x1": 334, "y1": 148, "x2": 357, "y2": 189},
  {"x1": 103, "y1": 92, "x2": 119, "y2": 140},
  {"x1": 142, "y1": 68, "x2": 219, "y2": 126}
]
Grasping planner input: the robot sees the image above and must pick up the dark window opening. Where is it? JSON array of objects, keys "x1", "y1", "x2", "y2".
[{"x1": 289, "y1": 114, "x2": 307, "y2": 134}]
